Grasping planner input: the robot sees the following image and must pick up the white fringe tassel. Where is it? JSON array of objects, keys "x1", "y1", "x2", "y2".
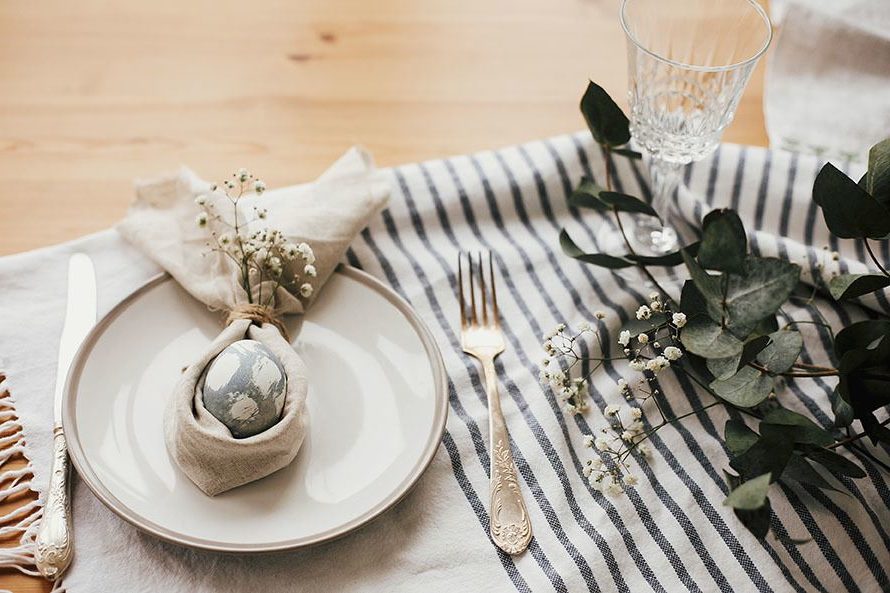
[{"x1": 0, "y1": 375, "x2": 61, "y2": 591}]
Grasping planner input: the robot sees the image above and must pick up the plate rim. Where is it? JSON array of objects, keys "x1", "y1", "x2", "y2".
[{"x1": 63, "y1": 265, "x2": 448, "y2": 553}]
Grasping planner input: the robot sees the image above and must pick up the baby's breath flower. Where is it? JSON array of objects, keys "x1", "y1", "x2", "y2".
[
  {"x1": 237, "y1": 167, "x2": 250, "y2": 182},
  {"x1": 628, "y1": 359, "x2": 646, "y2": 372},
  {"x1": 257, "y1": 208, "x2": 268, "y2": 220},
  {"x1": 604, "y1": 478, "x2": 624, "y2": 496},
  {"x1": 195, "y1": 212, "x2": 208, "y2": 227},
  {"x1": 635, "y1": 305, "x2": 652, "y2": 320},
  {"x1": 638, "y1": 443, "x2": 652, "y2": 458},
  {"x1": 672, "y1": 312, "x2": 687, "y2": 328},
  {"x1": 648, "y1": 292, "x2": 660, "y2": 301},
  {"x1": 195, "y1": 195, "x2": 207, "y2": 207},
  {"x1": 621, "y1": 430, "x2": 634, "y2": 442},
  {"x1": 624, "y1": 474, "x2": 639, "y2": 487},
  {"x1": 282, "y1": 242, "x2": 299, "y2": 260},
  {"x1": 218, "y1": 233, "x2": 233, "y2": 246},
  {"x1": 618, "y1": 330, "x2": 631, "y2": 347},
  {"x1": 594, "y1": 310, "x2": 606, "y2": 320},
  {"x1": 646, "y1": 356, "x2": 670, "y2": 373},
  {"x1": 563, "y1": 402, "x2": 578, "y2": 415},
  {"x1": 578, "y1": 321, "x2": 591, "y2": 332},
  {"x1": 299, "y1": 283, "x2": 314, "y2": 298},
  {"x1": 629, "y1": 407, "x2": 643, "y2": 420},
  {"x1": 254, "y1": 180, "x2": 266, "y2": 193},
  {"x1": 663, "y1": 346, "x2": 683, "y2": 361},
  {"x1": 604, "y1": 404, "x2": 620, "y2": 417},
  {"x1": 583, "y1": 434, "x2": 595, "y2": 448},
  {"x1": 594, "y1": 437, "x2": 610, "y2": 451},
  {"x1": 637, "y1": 333, "x2": 649, "y2": 345},
  {"x1": 304, "y1": 264, "x2": 317, "y2": 277}
]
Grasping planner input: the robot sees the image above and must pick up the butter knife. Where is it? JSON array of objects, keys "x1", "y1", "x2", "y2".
[{"x1": 35, "y1": 253, "x2": 96, "y2": 579}]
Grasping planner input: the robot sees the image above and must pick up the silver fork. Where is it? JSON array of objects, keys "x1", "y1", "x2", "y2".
[{"x1": 457, "y1": 251, "x2": 532, "y2": 555}]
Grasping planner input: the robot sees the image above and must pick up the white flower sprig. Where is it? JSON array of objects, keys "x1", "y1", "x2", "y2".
[
  {"x1": 539, "y1": 292, "x2": 717, "y2": 497},
  {"x1": 195, "y1": 169, "x2": 316, "y2": 308}
]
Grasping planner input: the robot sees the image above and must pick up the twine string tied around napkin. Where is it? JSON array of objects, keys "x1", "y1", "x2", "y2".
[{"x1": 225, "y1": 303, "x2": 290, "y2": 342}]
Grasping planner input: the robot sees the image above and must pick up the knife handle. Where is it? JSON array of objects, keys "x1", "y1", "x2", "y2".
[{"x1": 35, "y1": 425, "x2": 73, "y2": 579}]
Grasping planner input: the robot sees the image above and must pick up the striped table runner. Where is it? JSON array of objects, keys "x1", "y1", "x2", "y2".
[{"x1": 0, "y1": 132, "x2": 887, "y2": 593}]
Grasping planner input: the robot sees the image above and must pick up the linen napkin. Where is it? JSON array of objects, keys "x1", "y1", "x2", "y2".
[
  {"x1": 1, "y1": 134, "x2": 888, "y2": 593},
  {"x1": 765, "y1": 0, "x2": 890, "y2": 162},
  {"x1": 117, "y1": 148, "x2": 389, "y2": 495}
]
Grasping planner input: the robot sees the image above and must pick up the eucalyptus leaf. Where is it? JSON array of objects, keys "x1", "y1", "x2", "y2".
[
  {"x1": 559, "y1": 229, "x2": 635, "y2": 268},
  {"x1": 626, "y1": 242, "x2": 700, "y2": 267},
  {"x1": 568, "y1": 179, "x2": 609, "y2": 211},
  {"x1": 723, "y1": 258, "x2": 800, "y2": 329},
  {"x1": 835, "y1": 319, "x2": 890, "y2": 358},
  {"x1": 708, "y1": 354, "x2": 742, "y2": 381},
  {"x1": 829, "y1": 387, "x2": 855, "y2": 428},
  {"x1": 580, "y1": 81, "x2": 631, "y2": 147},
  {"x1": 782, "y1": 455, "x2": 842, "y2": 493},
  {"x1": 756, "y1": 329, "x2": 803, "y2": 374},
  {"x1": 698, "y1": 209, "x2": 747, "y2": 274},
  {"x1": 761, "y1": 408, "x2": 835, "y2": 447},
  {"x1": 724, "y1": 473, "x2": 771, "y2": 510},
  {"x1": 621, "y1": 313, "x2": 669, "y2": 336},
  {"x1": 710, "y1": 366, "x2": 773, "y2": 408},
  {"x1": 734, "y1": 501, "x2": 772, "y2": 539},
  {"x1": 828, "y1": 273, "x2": 890, "y2": 301},
  {"x1": 813, "y1": 163, "x2": 890, "y2": 239},
  {"x1": 867, "y1": 137, "x2": 890, "y2": 206},
  {"x1": 725, "y1": 419, "x2": 758, "y2": 456},
  {"x1": 680, "y1": 316, "x2": 743, "y2": 358},
  {"x1": 729, "y1": 424, "x2": 794, "y2": 480},
  {"x1": 806, "y1": 448, "x2": 866, "y2": 479},
  {"x1": 681, "y1": 250, "x2": 724, "y2": 322},
  {"x1": 598, "y1": 191, "x2": 659, "y2": 217}
]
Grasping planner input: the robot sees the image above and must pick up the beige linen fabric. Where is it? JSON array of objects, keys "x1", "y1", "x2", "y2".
[{"x1": 117, "y1": 147, "x2": 390, "y2": 495}]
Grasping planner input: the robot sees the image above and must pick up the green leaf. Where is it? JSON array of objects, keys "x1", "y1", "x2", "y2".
[
  {"x1": 568, "y1": 179, "x2": 609, "y2": 211},
  {"x1": 867, "y1": 137, "x2": 890, "y2": 206},
  {"x1": 710, "y1": 334, "x2": 773, "y2": 380},
  {"x1": 828, "y1": 273, "x2": 890, "y2": 300},
  {"x1": 698, "y1": 209, "x2": 747, "y2": 274},
  {"x1": 781, "y1": 455, "x2": 842, "y2": 493},
  {"x1": 612, "y1": 147, "x2": 643, "y2": 159},
  {"x1": 830, "y1": 387, "x2": 855, "y2": 428},
  {"x1": 711, "y1": 366, "x2": 773, "y2": 407},
  {"x1": 835, "y1": 319, "x2": 890, "y2": 358},
  {"x1": 724, "y1": 473, "x2": 772, "y2": 510},
  {"x1": 580, "y1": 81, "x2": 631, "y2": 147},
  {"x1": 756, "y1": 329, "x2": 803, "y2": 374},
  {"x1": 681, "y1": 250, "x2": 724, "y2": 322},
  {"x1": 725, "y1": 419, "x2": 759, "y2": 456},
  {"x1": 813, "y1": 162, "x2": 890, "y2": 239},
  {"x1": 559, "y1": 229, "x2": 635, "y2": 268},
  {"x1": 729, "y1": 424, "x2": 794, "y2": 480},
  {"x1": 806, "y1": 448, "x2": 866, "y2": 479},
  {"x1": 598, "y1": 191, "x2": 659, "y2": 217},
  {"x1": 723, "y1": 471, "x2": 773, "y2": 539},
  {"x1": 680, "y1": 316, "x2": 743, "y2": 358},
  {"x1": 761, "y1": 408, "x2": 835, "y2": 447},
  {"x1": 723, "y1": 257, "x2": 800, "y2": 329}
]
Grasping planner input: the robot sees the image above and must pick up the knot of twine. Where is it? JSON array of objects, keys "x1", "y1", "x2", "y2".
[{"x1": 225, "y1": 303, "x2": 290, "y2": 342}]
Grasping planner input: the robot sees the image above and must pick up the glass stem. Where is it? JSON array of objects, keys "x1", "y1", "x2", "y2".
[{"x1": 649, "y1": 157, "x2": 683, "y2": 227}]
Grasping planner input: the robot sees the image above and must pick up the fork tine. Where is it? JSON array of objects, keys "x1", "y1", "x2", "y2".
[
  {"x1": 457, "y1": 252, "x2": 467, "y2": 329},
  {"x1": 488, "y1": 251, "x2": 500, "y2": 327},
  {"x1": 468, "y1": 251, "x2": 478, "y2": 325},
  {"x1": 477, "y1": 251, "x2": 489, "y2": 325}
]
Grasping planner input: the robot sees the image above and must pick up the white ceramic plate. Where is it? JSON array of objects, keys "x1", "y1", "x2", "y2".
[{"x1": 64, "y1": 267, "x2": 447, "y2": 553}]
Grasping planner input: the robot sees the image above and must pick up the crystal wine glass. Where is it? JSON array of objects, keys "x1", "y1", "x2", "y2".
[{"x1": 619, "y1": 0, "x2": 772, "y2": 255}]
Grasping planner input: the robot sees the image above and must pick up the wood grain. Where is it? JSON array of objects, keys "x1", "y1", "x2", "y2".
[{"x1": 0, "y1": 0, "x2": 769, "y2": 590}]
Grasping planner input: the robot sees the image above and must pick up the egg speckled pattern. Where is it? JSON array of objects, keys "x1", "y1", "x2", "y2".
[{"x1": 202, "y1": 339, "x2": 287, "y2": 438}]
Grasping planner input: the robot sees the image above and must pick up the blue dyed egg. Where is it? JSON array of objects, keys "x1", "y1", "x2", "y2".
[{"x1": 202, "y1": 339, "x2": 287, "y2": 438}]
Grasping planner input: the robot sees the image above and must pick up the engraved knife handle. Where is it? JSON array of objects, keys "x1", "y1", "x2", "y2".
[
  {"x1": 482, "y1": 358, "x2": 532, "y2": 555},
  {"x1": 35, "y1": 425, "x2": 73, "y2": 579}
]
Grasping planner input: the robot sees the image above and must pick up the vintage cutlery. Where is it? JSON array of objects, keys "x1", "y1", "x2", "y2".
[
  {"x1": 35, "y1": 253, "x2": 96, "y2": 579},
  {"x1": 457, "y1": 251, "x2": 532, "y2": 555}
]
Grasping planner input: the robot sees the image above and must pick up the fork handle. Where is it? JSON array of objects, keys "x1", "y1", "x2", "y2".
[{"x1": 482, "y1": 357, "x2": 533, "y2": 555}]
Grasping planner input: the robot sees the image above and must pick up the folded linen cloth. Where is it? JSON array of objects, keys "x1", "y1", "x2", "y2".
[
  {"x1": 0, "y1": 134, "x2": 888, "y2": 593},
  {"x1": 117, "y1": 148, "x2": 389, "y2": 495},
  {"x1": 765, "y1": 0, "x2": 890, "y2": 162}
]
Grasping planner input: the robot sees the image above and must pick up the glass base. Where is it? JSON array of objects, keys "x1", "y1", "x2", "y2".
[{"x1": 631, "y1": 218, "x2": 678, "y2": 255}]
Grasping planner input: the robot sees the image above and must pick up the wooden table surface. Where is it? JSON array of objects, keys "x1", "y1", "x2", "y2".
[{"x1": 0, "y1": 0, "x2": 769, "y2": 591}]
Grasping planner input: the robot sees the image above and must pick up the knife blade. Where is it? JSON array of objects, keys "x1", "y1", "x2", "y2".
[{"x1": 35, "y1": 253, "x2": 96, "y2": 580}]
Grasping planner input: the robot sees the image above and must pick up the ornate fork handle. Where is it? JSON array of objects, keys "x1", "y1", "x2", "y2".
[
  {"x1": 482, "y1": 357, "x2": 532, "y2": 555},
  {"x1": 35, "y1": 425, "x2": 74, "y2": 579}
]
